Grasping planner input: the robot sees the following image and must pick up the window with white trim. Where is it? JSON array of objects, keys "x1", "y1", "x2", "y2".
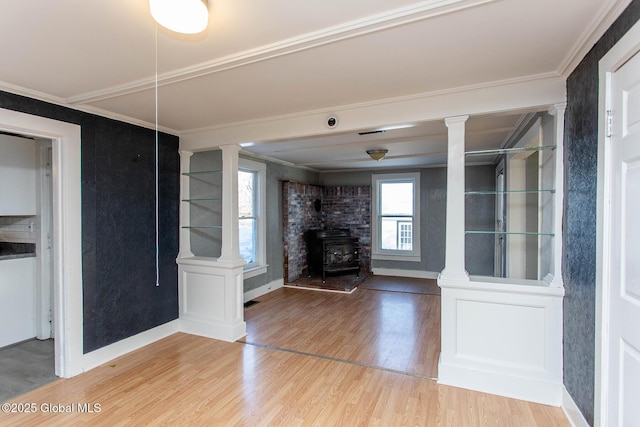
[
  {"x1": 372, "y1": 172, "x2": 421, "y2": 261},
  {"x1": 239, "y1": 158, "x2": 267, "y2": 277}
]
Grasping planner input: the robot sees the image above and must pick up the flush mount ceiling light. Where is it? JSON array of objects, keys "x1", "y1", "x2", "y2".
[
  {"x1": 366, "y1": 149, "x2": 388, "y2": 161},
  {"x1": 150, "y1": 0, "x2": 209, "y2": 34}
]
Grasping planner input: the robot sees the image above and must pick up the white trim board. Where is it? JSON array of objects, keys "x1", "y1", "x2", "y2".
[
  {"x1": 563, "y1": 386, "x2": 590, "y2": 427},
  {"x1": 82, "y1": 321, "x2": 179, "y2": 373},
  {"x1": 371, "y1": 268, "x2": 439, "y2": 279},
  {"x1": 244, "y1": 278, "x2": 284, "y2": 302}
]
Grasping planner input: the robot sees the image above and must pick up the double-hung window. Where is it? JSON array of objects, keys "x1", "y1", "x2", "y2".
[
  {"x1": 238, "y1": 158, "x2": 267, "y2": 277},
  {"x1": 372, "y1": 172, "x2": 421, "y2": 261}
]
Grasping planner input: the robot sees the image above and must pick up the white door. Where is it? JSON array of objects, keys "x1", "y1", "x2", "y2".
[{"x1": 607, "y1": 48, "x2": 640, "y2": 426}]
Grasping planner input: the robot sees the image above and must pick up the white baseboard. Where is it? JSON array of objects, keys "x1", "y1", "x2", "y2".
[
  {"x1": 438, "y1": 359, "x2": 563, "y2": 406},
  {"x1": 81, "y1": 320, "x2": 179, "y2": 373},
  {"x1": 179, "y1": 317, "x2": 246, "y2": 343},
  {"x1": 79, "y1": 279, "x2": 284, "y2": 374},
  {"x1": 562, "y1": 386, "x2": 590, "y2": 427},
  {"x1": 244, "y1": 278, "x2": 284, "y2": 302},
  {"x1": 371, "y1": 268, "x2": 439, "y2": 279}
]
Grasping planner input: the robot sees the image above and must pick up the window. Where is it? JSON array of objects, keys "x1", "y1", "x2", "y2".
[
  {"x1": 239, "y1": 158, "x2": 267, "y2": 277},
  {"x1": 372, "y1": 173, "x2": 420, "y2": 261},
  {"x1": 398, "y1": 222, "x2": 412, "y2": 250}
]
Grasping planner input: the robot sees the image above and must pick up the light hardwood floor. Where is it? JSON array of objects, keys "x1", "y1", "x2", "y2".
[
  {"x1": 242, "y1": 284, "x2": 441, "y2": 378},
  {"x1": 0, "y1": 279, "x2": 570, "y2": 426}
]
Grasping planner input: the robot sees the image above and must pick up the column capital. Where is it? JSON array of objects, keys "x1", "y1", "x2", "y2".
[
  {"x1": 548, "y1": 102, "x2": 567, "y2": 116},
  {"x1": 445, "y1": 115, "x2": 469, "y2": 127},
  {"x1": 219, "y1": 144, "x2": 241, "y2": 153}
]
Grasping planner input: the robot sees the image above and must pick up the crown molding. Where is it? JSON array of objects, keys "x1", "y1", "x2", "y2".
[
  {"x1": 0, "y1": 81, "x2": 179, "y2": 136},
  {"x1": 558, "y1": 0, "x2": 633, "y2": 78},
  {"x1": 66, "y1": 0, "x2": 498, "y2": 105}
]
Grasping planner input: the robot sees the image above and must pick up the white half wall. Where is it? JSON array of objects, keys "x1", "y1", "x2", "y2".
[{"x1": 438, "y1": 277, "x2": 564, "y2": 406}]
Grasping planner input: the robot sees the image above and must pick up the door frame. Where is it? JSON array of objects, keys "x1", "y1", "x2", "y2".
[
  {"x1": 595, "y1": 19, "x2": 640, "y2": 426},
  {"x1": 0, "y1": 107, "x2": 83, "y2": 378},
  {"x1": 36, "y1": 141, "x2": 53, "y2": 340}
]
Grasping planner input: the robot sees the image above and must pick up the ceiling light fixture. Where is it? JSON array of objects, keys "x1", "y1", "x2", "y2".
[
  {"x1": 150, "y1": 0, "x2": 209, "y2": 34},
  {"x1": 366, "y1": 149, "x2": 388, "y2": 161}
]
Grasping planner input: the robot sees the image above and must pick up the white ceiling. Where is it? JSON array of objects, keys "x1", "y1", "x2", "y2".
[{"x1": 0, "y1": 0, "x2": 629, "y2": 171}]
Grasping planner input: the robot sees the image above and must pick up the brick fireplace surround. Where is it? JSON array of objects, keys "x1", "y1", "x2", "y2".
[{"x1": 282, "y1": 181, "x2": 371, "y2": 283}]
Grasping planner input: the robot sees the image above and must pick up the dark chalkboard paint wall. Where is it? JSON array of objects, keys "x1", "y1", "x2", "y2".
[
  {"x1": 563, "y1": 1, "x2": 640, "y2": 424},
  {"x1": 0, "y1": 90, "x2": 180, "y2": 354}
]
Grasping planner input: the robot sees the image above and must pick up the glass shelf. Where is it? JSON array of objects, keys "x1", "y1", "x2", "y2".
[
  {"x1": 465, "y1": 189, "x2": 556, "y2": 195},
  {"x1": 181, "y1": 197, "x2": 222, "y2": 202},
  {"x1": 182, "y1": 169, "x2": 222, "y2": 176},
  {"x1": 181, "y1": 225, "x2": 223, "y2": 229},
  {"x1": 466, "y1": 230, "x2": 555, "y2": 237},
  {"x1": 465, "y1": 145, "x2": 556, "y2": 157}
]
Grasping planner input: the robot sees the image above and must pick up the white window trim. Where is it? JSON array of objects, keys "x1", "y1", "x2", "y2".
[
  {"x1": 371, "y1": 172, "x2": 421, "y2": 262},
  {"x1": 239, "y1": 158, "x2": 267, "y2": 278}
]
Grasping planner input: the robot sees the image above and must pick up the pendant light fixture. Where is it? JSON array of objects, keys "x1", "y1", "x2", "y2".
[{"x1": 150, "y1": 0, "x2": 209, "y2": 34}]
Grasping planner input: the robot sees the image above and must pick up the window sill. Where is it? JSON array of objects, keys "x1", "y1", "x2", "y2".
[
  {"x1": 372, "y1": 253, "x2": 421, "y2": 262},
  {"x1": 243, "y1": 265, "x2": 268, "y2": 279}
]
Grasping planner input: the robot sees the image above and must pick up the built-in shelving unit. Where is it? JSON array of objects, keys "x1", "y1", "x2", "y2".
[
  {"x1": 177, "y1": 147, "x2": 246, "y2": 344},
  {"x1": 464, "y1": 142, "x2": 557, "y2": 279},
  {"x1": 438, "y1": 109, "x2": 566, "y2": 407},
  {"x1": 465, "y1": 230, "x2": 555, "y2": 236},
  {"x1": 465, "y1": 144, "x2": 556, "y2": 157},
  {"x1": 181, "y1": 169, "x2": 222, "y2": 230},
  {"x1": 465, "y1": 189, "x2": 555, "y2": 195}
]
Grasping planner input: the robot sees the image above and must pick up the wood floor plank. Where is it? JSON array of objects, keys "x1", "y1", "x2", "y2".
[
  {"x1": 1, "y1": 277, "x2": 569, "y2": 425},
  {"x1": 243, "y1": 284, "x2": 441, "y2": 378},
  {"x1": 0, "y1": 333, "x2": 569, "y2": 426}
]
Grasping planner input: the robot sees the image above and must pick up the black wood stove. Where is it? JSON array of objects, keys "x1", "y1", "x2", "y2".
[{"x1": 306, "y1": 229, "x2": 360, "y2": 283}]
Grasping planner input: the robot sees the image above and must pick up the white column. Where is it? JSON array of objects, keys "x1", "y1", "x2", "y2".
[
  {"x1": 547, "y1": 102, "x2": 566, "y2": 287},
  {"x1": 439, "y1": 115, "x2": 470, "y2": 283},
  {"x1": 178, "y1": 150, "x2": 194, "y2": 258},
  {"x1": 217, "y1": 144, "x2": 244, "y2": 266}
]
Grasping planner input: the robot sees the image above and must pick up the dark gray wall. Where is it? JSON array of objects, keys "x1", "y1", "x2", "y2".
[
  {"x1": 464, "y1": 165, "x2": 496, "y2": 276},
  {"x1": 0, "y1": 90, "x2": 180, "y2": 354},
  {"x1": 563, "y1": 1, "x2": 640, "y2": 424}
]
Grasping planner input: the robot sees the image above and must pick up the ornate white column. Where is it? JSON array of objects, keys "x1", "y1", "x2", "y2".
[
  {"x1": 217, "y1": 144, "x2": 244, "y2": 266},
  {"x1": 547, "y1": 102, "x2": 566, "y2": 287},
  {"x1": 178, "y1": 150, "x2": 194, "y2": 258},
  {"x1": 439, "y1": 115, "x2": 470, "y2": 283}
]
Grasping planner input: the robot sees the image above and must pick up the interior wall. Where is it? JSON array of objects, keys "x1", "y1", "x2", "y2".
[
  {"x1": 322, "y1": 186, "x2": 371, "y2": 271},
  {"x1": 0, "y1": 90, "x2": 180, "y2": 354},
  {"x1": 244, "y1": 160, "x2": 320, "y2": 293},
  {"x1": 563, "y1": 1, "x2": 640, "y2": 424},
  {"x1": 321, "y1": 165, "x2": 494, "y2": 276},
  {"x1": 282, "y1": 181, "x2": 323, "y2": 282},
  {"x1": 464, "y1": 165, "x2": 496, "y2": 276}
]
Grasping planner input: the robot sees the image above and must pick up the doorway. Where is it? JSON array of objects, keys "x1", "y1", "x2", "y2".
[
  {"x1": 596, "y1": 20, "x2": 640, "y2": 426},
  {"x1": 0, "y1": 107, "x2": 83, "y2": 378},
  {"x1": 36, "y1": 141, "x2": 54, "y2": 342},
  {"x1": 0, "y1": 135, "x2": 56, "y2": 401}
]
